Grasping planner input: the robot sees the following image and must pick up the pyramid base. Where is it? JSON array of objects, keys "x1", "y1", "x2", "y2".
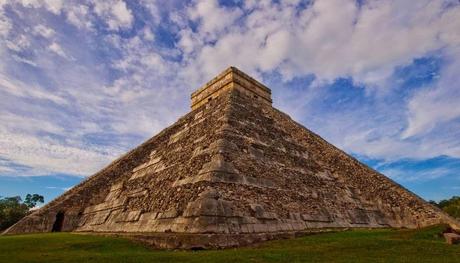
[{"x1": 75, "y1": 229, "x2": 345, "y2": 249}]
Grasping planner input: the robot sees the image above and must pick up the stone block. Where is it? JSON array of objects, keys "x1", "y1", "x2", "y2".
[
  {"x1": 158, "y1": 208, "x2": 179, "y2": 219},
  {"x1": 138, "y1": 212, "x2": 158, "y2": 222},
  {"x1": 169, "y1": 127, "x2": 189, "y2": 144},
  {"x1": 77, "y1": 216, "x2": 87, "y2": 227},
  {"x1": 289, "y1": 212, "x2": 302, "y2": 221},
  {"x1": 348, "y1": 209, "x2": 370, "y2": 224},
  {"x1": 253, "y1": 223, "x2": 269, "y2": 233},
  {"x1": 444, "y1": 233, "x2": 460, "y2": 245},
  {"x1": 132, "y1": 157, "x2": 161, "y2": 173},
  {"x1": 200, "y1": 188, "x2": 220, "y2": 199},
  {"x1": 198, "y1": 154, "x2": 239, "y2": 175},
  {"x1": 104, "y1": 189, "x2": 122, "y2": 202},
  {"x1": 183, "y1": 192, "x2": 239, "y2": 218},
  {"x1": 301, "y1": 212, "x2": 332, "y2": 223},
  {"x1": 127, "y1": 189, "x2": 148, "y2": 198},
  {"x1": 115, "y1": 210, "x2": 142, "y2": 223},
  {"x1": 84, "y1": 198, "x2": 126, "y2": 214},
  {"x1": 250, "y1": 204, "x2": 265, "y2": 218},
  {"x1": 241, "y1": 216, "x2": 258, "y2": 224},
  {"x1": 184, "y1": 198, "x2": 219, "y2": 217},
  {"x1": 130, "y1": 154, "x2": 166, "y2": 180},
  {"x1": 194, "y1": 111, "x2": 203, "y2": 120},
  {"x1": 88, "y1": 210, "x2": 111, "y2": 225},
  {"x1": 249, "y1": 145, "x2": 264, "y2": 159},
  {"x1": 110, "y1": 182, "x2": 124, "y2": 191}
]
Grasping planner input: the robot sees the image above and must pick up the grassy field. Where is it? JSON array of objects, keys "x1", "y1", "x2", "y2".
[{"x1": 0, "y1": 225, "x2": 458, "y2": 263}]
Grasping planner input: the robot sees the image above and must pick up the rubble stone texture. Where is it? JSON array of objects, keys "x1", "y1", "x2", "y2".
[{"x1": 3, "y1": 67, "x2": 459, "y2": 248}]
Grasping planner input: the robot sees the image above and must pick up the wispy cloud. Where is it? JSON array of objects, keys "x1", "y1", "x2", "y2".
[
  {"x1": 48, "y1": 42, "x2": 72, "y2": 60},
  {"x1": 46, "y1": 186, "x2": 71, "y2": 191},
  {"x1": 33, "y1": 24, "x2": 55, "y2": 38},
  {"x1": 382, "y1": 167, "x2": 451, "y2": 182}
]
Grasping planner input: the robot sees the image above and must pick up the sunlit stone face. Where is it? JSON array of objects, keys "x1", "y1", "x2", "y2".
[{"x1": 190, "y1": 66, "x2": 272, "y2": 110}]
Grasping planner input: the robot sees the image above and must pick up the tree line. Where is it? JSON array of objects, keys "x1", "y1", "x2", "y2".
[
  {"x1": 429, "y1": 196, "x2": 460, "y2": 219},
  {"x1": 0, "y1": 194, "x2": 44, "y2": 231}
]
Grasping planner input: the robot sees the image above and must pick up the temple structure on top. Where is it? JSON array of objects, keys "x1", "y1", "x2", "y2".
[
  {"x1": 191, "y1": 67, "x2": 272, "y2": 110},
  {"x1": 3, "y1": 66, "x2": 458, "y2": 249}
]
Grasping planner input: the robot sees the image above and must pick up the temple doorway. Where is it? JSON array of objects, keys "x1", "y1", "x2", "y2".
[{"x1": 51, "y1": 211, "x2": 65, "y2": 232}]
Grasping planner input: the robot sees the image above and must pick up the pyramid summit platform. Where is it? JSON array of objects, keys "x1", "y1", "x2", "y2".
[{"x1": 4, "y1": 67, "x2": 458, "y2": 248}]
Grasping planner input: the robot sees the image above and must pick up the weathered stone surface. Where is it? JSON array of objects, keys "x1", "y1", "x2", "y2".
[
  {"x1": 444, "y1": 233, "x2": 460, "y2": 245},
  {"x1": 114, "y1": 210, "x2": 142, "y2": 223},
  {"x1": 157, "y1": 208, "x2": 179, "y2": 219},
  {"x1": 3, "y1": 66, "x2": 459, "y2": 249},
  {"x1": 88, "y1": 211, "x2": 111, "y2": 226}
]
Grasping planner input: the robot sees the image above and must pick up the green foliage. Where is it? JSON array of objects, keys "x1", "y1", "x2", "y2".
[
  {"x1": 0, "y1": 196, "x2": 28, "y2": 231},
  {"x1": 0, "y1": 225, "x2": 459, "y2": 262},
  {"x1": 431, "y1": 196, "x2": 460, "y2": 219},
  {"x1": 24, "y1": 194, "x2": 45, "y2": 209},
  {"x1": 0, "y1": 194, "x2": 44, "y2": 231}
]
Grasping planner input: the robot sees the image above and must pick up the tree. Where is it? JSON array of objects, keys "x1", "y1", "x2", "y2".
[
  {"x1": 0, "y1": 194, "x2": 45, "y2": 231},
  {"x1": 430, "y1": 196, "x2": 460, "y2": 219},
  {"x1": 24, "y1": 194, "x2": 44, "y2": 209}
]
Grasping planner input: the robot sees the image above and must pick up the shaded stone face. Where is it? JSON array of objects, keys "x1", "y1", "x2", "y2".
[{"x1": 3, "y1": 66, "x2": 458, "y2": 248}]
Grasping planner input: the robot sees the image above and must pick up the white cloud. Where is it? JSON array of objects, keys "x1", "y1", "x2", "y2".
[
  {"x1": 0, "y1": 131, "x2": 118, "y2": 176},
  {"x1": 46, "y1": 186, "x2": 71, "y2": 191},
  {"x1": 66, "y1": 4, "x2": 92, "y2": 30},
  {"x1": 16, "y1": 0, "x2": 63, "y2": 14},
  {"x1": 48, "y1": 42, "x2": 71, "y2": 60},
  {"x1": 139, "y1": 0, "x2": 161, "y2": 25},
  {"x1": 111, "y1": 1, "x2": 133, "y2": 26},
  {"x1": 343, "y1": 131, "x2": 460, "y2": 161},
  {"x1": 0, "y1": 112, "x2": 65, "y2": 135},
  {"x1": 42, "y1": 0, "x2": 62, "y2": 14},
  {"x1": 382, "y1": 167, "x2": 452, "y2": 182},
  {"x1": 403, "y1": 50, "x2": 460, "y2": 138},
  {"x1": 188, "y1": 0, "x2": 242, "y2": 40},
  {"x1": 0, "y1": 165, "x2": 15, "y2": 174},
  {"x1": 0, "y1": 1, "x2": 151, "y2": 178},
  {"x1": 93, "y1": 0, "x2": 134, "y2": 30},
  {"x1": 0, "y1": 75, "x2": 67, "y2": 105},
  {"x1": 5, "y1": 35, "x2": 30, "y2": 52},
  {"x1": 0, "y1": 7, "x2": 12, "y2": 38},
  {"x1": 11, "y1": 54, "x2": 37, "y2": 67},
  {"x1": 142, "y1": 27, "x2": 155, "y2": 41},
  {"x1": 33, "y1": 24, "x2": 55, "y2": 38},
  {"x1": 99, "y1": 33, "x2": 188, "y2": 137},
  {"x1": 181, "y1": 0, "x2": 460, "y2": 87}
]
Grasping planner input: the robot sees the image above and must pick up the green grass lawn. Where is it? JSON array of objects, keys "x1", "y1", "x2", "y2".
[{"x1": 0, "y1": 225, "x2": 458, "y2": 263}]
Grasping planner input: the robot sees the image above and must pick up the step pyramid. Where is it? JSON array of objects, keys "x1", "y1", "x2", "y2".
[{"x1": 4, "y1": 67, "x2": 458, "y2": 248}]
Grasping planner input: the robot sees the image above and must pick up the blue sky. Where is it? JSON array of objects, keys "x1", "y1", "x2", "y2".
[{"x1": 0, "y1": 0, "x2": 460, "y2": 204}]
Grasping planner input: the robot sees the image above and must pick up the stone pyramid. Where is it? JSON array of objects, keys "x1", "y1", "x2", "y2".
[{"x1": 4, "y1": 67, "x2": 458, "y2": 248}]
